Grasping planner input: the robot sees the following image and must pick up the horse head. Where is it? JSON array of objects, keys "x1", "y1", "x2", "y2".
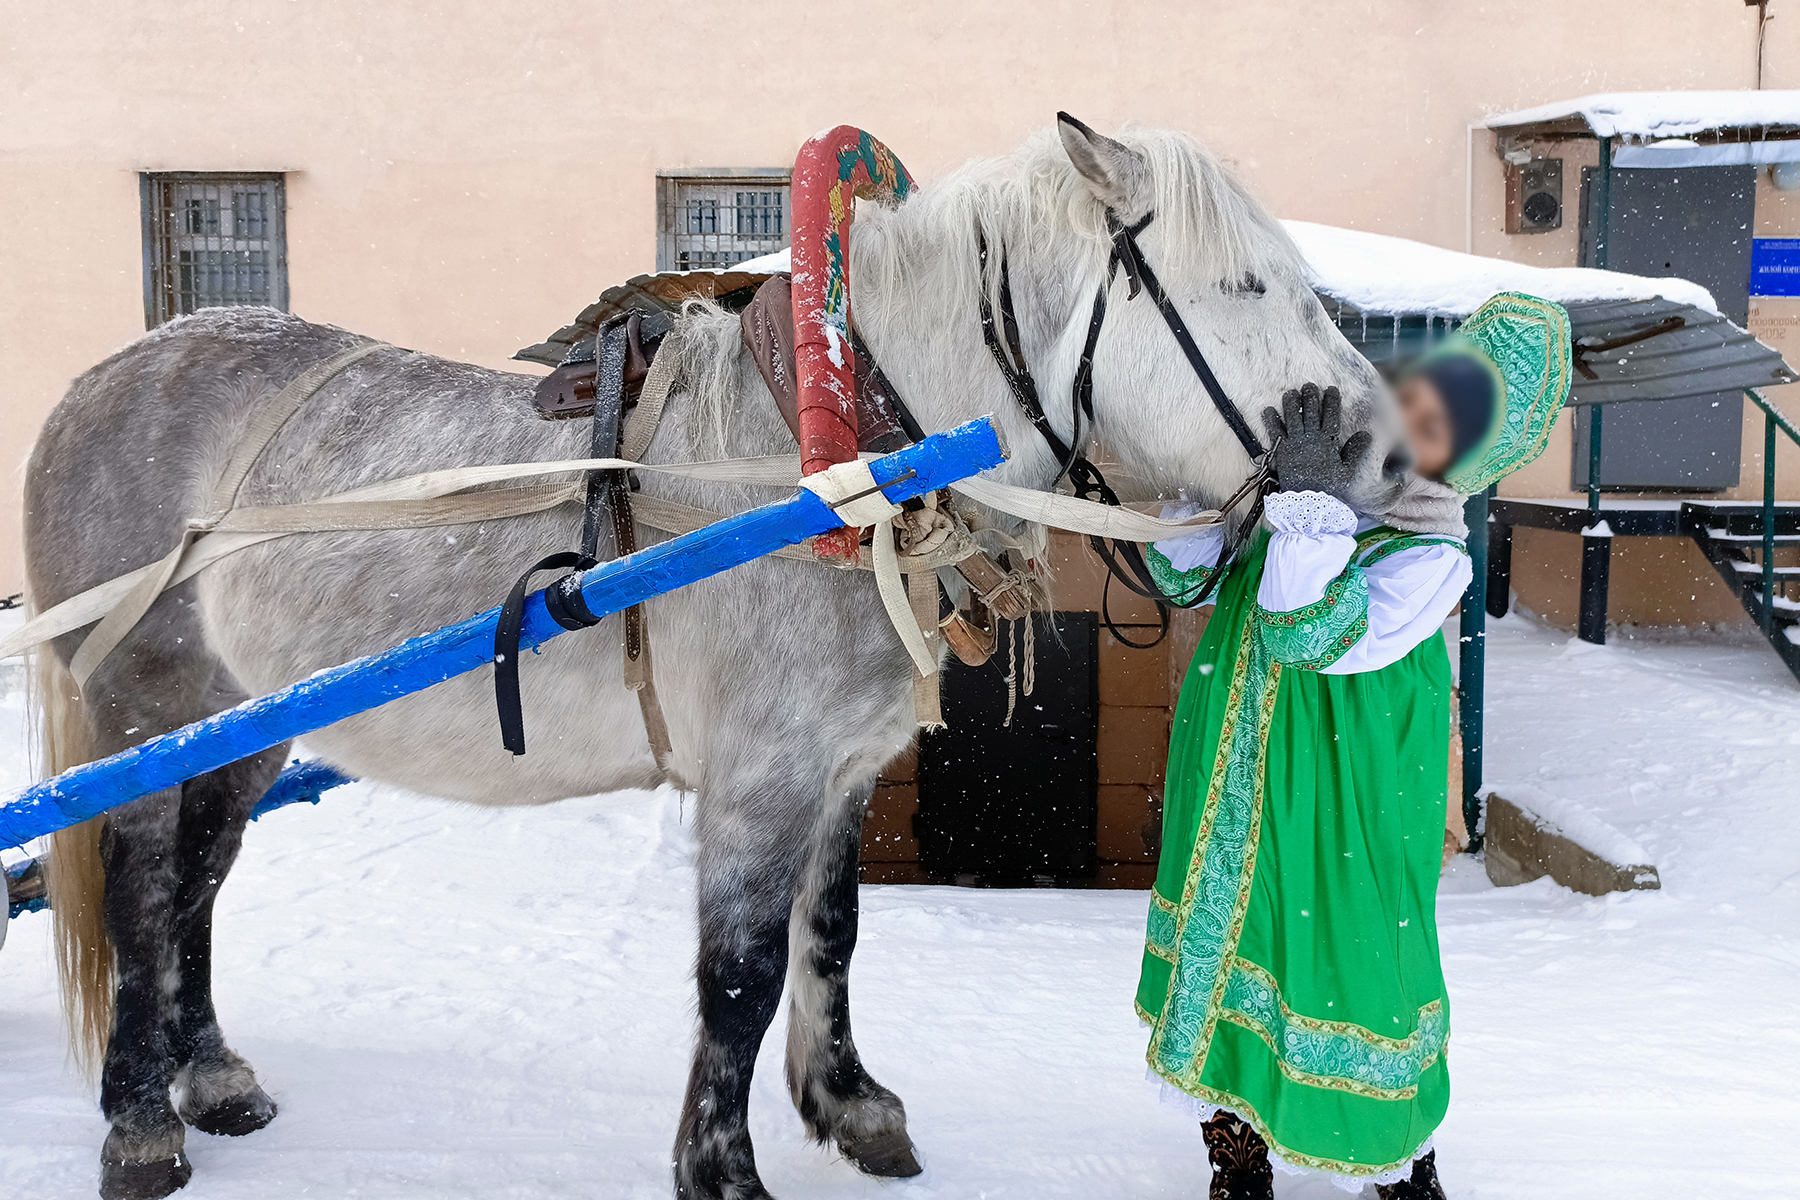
[{"x1": 850, "y1": 115, "x2": 1406, "y2": 516}]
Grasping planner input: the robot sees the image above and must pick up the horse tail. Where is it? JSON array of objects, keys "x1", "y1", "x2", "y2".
[{"x1": 32, "y1": 620, "x2": 113, "y2": 1080}]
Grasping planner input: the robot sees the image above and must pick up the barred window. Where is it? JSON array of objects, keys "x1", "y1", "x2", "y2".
[
  {"x1": 656, "y1": 169, "x2": 791, "y2": 272},
  {"x1": 142, "y1": 173, "x2": 288, "y2": 327}
]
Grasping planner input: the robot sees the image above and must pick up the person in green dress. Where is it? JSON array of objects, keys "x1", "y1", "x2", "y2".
[{"x1": 1138, "y1": 293, "x2": 1573, "y2": 1199}]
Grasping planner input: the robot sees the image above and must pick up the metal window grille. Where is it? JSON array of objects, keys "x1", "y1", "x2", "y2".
[
  {"x1": 142, "y1": 173, "x2": 288, "y2": 327},
  {"x1": 656, "y1": 170, "x2": 791, "y2": 272}
]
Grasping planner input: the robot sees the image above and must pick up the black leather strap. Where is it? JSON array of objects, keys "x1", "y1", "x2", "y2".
[
  {"x1": 578, "y1": 319, "x2": 631, "y2": 559},
  {"x1": 495, "y1": 317, "x2": 632, "y2": 755},
  {"x1": 1105, "y1": 210, "x2": 1267, "y2": 461},
  {"x1": 495, "y1": 551, "x2": 596, "y2": 756},
  {"x1": 977, "y1": 230, "x2": 1077, "y2": 471}
]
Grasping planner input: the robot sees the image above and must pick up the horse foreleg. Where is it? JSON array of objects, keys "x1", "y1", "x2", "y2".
[
  {"x1": 169, "y1": 747, "x2": 286, "y2": 1139},
  {"x1": 98, "y1": 789, "x2": 192, "y2": 1200},
  {"x1": 674, "y1": 762, "x2": 818, "y2": 1200},
  {"x1": 784, "y1": 779, "x2": 920, "y2": 1178}
]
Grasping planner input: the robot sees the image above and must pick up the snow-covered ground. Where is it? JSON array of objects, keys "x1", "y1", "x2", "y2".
[{"x1": 3, "y1": 612, "x2": 1798, "y2": 1198}]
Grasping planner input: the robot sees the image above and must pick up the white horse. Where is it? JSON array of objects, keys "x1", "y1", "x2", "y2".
[{"x1": 28, "y1": 115, "x2": 1401, "y2": 1199}]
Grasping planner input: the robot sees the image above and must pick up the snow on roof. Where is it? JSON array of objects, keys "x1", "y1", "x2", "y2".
[
  {"x1": 1284, "y1": 220, "x2": 1718, "y2": 317},
  {"x1": 1482, "y1": 90, "x2": 1800, "y2": 139},
  {"x1": 736, "y1": 247, "x2": 791, "y2": 273}
]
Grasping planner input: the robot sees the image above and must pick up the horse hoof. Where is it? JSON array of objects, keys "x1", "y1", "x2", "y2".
[
  {"x1": 840, "y1": 1129, "x2": 923, "y2": 1178},
  {"x1": 187, "y1": 1087, "x2": 278, "y2": 1138},
  {"x1": 99, "y1": 1150, "x2": 192, "y2": 1200}
]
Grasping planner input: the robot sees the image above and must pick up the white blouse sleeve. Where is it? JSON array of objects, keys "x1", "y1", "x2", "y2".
[
  {"x1": 1151, "y1": 502, "x2": 1227, "y2": 573},
  {"x1": 1255, "y1": 491, "x2": 1360, "y2": 612},
  {"x1": 1316, "y1": 542, "x2": 1470, "y2": 675},
  {"x1": 1252, "y1": 490, "x2": 1471, "y2": 676}
]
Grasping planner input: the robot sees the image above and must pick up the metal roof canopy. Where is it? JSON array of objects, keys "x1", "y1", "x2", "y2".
[
  {"x1": 1484, "y1": 90, "x2": 1800, "y2": 143},
  {"x1": 1325, "y1": 295, "x2": 1796, "y2": 405}
]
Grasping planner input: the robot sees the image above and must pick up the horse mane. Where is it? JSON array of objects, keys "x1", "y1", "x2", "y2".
[{"x1": 852, "y1": 124, "x2": 1305, "y2": 323}]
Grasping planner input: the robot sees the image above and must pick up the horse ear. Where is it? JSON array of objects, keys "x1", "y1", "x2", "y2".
[{"x1": 1056, "y1": 112, "x2": 1148, "y2": 212}]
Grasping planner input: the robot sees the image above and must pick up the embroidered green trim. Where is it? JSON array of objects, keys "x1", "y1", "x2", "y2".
[
  {"x1": 1146, "y1": 543, "x2": 1220, "y2": 605},
  {"x1": 1146, "y1": 616, "x2": 1279, "y2": 1084},
  {"x1": 1145, "y1": 892, "x2": 1179, "y2": 962},
  {"x1": 1354, "y1": 525, "x2": 1401, "y2": 554},
  {"x1": 1358, "y1": 534, "x2": 1468, "y2": 570},
  {"x1": 1253, "y1": 570, "x2": 1371, "y2": 671},
  {"x1": 1219, "y1": 958, "x2": 1448, "y2": 1101}
]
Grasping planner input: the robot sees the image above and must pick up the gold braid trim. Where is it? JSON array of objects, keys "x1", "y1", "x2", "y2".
[{"x1": 1147, "y1": 1073, "x2": 1437, "y2": 1181}]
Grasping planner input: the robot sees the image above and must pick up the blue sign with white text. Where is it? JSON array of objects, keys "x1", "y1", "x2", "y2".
[{"x1": 1750, "y1": 238, "x2": 1800, "y2": 297}]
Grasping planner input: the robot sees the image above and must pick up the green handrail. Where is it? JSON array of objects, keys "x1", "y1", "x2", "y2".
[
  {"x1": 1746, "y1": 389, "x2": 1800, "y2": 633},
  {"x1": 1747, "y1": 388, "x2": 1800, "y2": 447}
]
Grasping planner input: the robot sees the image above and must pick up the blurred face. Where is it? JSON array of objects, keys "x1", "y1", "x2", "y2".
[{"x1": 1396, "y1": 374, "x2": 1454, "y2": 480}]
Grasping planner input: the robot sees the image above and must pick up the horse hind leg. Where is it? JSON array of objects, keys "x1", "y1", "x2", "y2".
[
  {"x1": 95, "y1": 747, "x2": 287, "y2": 1200},
  {"x1": 94, "y1": 784, "x2": 194, "y2": 1200},
  {"x1": 784, "y1": 779, "x2": 920, "y2": 1179},
  {"x1": 168, "y1": 741, "x2": 287, "y2": 1139}
]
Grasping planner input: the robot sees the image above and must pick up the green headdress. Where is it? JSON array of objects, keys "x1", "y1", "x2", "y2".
[{"x1": 1429, "y1": 292, "x2": 1573, "y2": 495}]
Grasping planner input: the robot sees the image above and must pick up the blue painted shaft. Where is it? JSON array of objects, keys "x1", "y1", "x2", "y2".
[
  {"x1": 250, "y1": 760, "x2": 357, "y2": 821},
  {"x1": 0, "y1": 419, "x2": 1006, "y2": 850}
]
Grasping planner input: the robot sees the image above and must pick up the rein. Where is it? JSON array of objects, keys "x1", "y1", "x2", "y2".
[{"x1": 976, "y1": 208, "x2": 1276, "y2": 645}]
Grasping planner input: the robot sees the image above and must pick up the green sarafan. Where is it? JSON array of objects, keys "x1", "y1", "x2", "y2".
[{"x1": 1139, "y1": 530, "x2": 1460, "y2": 1182}]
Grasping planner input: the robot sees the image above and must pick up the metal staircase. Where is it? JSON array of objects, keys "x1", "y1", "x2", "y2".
[
  {"x1": 1486, "y1": 390, "x2": 1800, "y2": 688},
  {"x1": 1684, "y1": 500, "x2": 1800, "y2": 678}
]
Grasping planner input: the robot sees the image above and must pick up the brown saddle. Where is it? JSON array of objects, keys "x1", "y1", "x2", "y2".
[
  {"x1": 532, "y1": 310, "x2": 670, "y2": 419},
  {"x1": 532, "y1": 274, "x2": 909, "y2": 457}
]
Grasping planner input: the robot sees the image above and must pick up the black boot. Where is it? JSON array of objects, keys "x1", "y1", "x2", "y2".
[
  {"x1": 1201, "y1": 1110, "x2": 1274, "y2": 1200},
  {"x1": 1376, "y1": 1150, "x2": 1446, "y2": 1200}
]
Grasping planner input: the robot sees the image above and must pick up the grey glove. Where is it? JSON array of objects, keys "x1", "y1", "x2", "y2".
[{"x1": 1259, "y1": 382, "x2": 1375, "y2": 502}]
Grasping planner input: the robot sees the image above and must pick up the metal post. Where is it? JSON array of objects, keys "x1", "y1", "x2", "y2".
[
  {"x1": 1578, "y1": 403, "x2": 1611, "y2": 645},
  {"x1": 1765, "y1": 408, "x2": 1778, "y2": 633},
  {"x1": 1593, "y1": 136, "x2": 1613, "y2": 272},
  {"x1": 1459, "y1": 487, "x2": 1490, "y2": 853},
  {"x1": 1587, "y1": 403, "x2": 1604, "y2": 514}
]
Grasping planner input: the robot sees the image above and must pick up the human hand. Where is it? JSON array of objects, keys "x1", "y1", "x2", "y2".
[{"x1": 1259, "y1": 382, "x2": 1375, "y2": 501}]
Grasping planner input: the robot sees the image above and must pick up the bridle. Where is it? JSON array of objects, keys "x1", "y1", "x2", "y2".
[{"x1": 976, "y1": 207, "x2": 1277, "y2": 647}]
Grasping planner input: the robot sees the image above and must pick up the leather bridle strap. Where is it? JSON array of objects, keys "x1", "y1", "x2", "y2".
[
  {"x1": 974, "y1": 208, "x2": 1275, "y2": 632},
  {"x1": 1104, "y1": 211, "x2": 1267, "y2": 462},
  {"x1": 977, "y1": 230, "x2": 1076, "y2": 472}
]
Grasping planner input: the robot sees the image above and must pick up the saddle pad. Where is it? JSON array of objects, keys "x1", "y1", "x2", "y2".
[{"x1": 739, "y1": 274, "x2": 908, "y2": 454}]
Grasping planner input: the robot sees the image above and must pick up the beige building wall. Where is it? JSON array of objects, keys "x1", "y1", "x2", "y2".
[{"x1": 3, "y1": 0, "x2": 1795, "y2": 606}]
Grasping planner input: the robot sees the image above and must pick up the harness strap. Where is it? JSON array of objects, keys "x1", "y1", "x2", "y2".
[
  {"x1": 69, "y1": 341, "x2": 389, "y2": 687},
  {"x1": 1107, "y1": 210, "x2": 1268, "y2": 461},
  {"x1": 496, "y1": 318, "x2": 675, "y2": 761},
  {"x1": 975, "y1": 206, "x2": 1277, "y2": 641},
  {"x1": 493, "y1": 551, "x2": 591, "y2": 757},
  {"x1": 577, "y1": 318, "x2": 630, "y2": 561},
  {"x1": 976, "y1": 231, "x2": 1075, "y2": 470}
]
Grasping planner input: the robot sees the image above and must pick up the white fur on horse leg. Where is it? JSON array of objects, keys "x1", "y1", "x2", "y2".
[{"x1": 784, "y1": 776, "x2": 920, "y2": 1177}]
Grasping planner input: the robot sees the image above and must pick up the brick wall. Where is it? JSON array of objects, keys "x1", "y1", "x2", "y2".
[{"x1": 859, "y1": 532, "x2": 1208, "y2": 887}]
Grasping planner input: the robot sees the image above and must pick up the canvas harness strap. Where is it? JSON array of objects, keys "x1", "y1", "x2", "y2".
[{"x1": 977, "y1": 208, "x2": 1277, "y2": 647}]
